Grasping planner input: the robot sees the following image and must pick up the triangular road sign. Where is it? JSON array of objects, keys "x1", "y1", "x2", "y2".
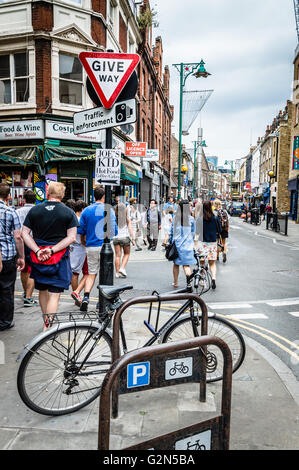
[{"x1": 79, "y1": 52, "x2": 140, "y2": 109}]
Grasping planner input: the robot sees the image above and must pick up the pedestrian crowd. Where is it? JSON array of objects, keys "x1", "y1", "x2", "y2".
[{"x1": 0, "y1": 180, "x2": 232, "y2": 333}]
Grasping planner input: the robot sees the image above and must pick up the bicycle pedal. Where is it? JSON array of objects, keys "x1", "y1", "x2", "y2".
[{"x1": 144, "y1": 320, "x2": 158, "y2": 335}]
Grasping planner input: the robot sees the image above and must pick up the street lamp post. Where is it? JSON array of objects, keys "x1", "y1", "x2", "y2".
[
  {"x1": 225, "y1": 160, "x2": 234, "y2": 199},
  {"x1": 193, "y1": 138, "x2": 207, "y2": 199},
  {"x1": 173, "y1": 60, "x2": 211, "y2": 199}
]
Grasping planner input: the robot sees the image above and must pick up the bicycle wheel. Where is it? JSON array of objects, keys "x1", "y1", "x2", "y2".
[
  {"x1": 17, "y1": 324, "x2": 112, "y2": 416},
  {"x1": 162, "y1": 315, "x2": 245, "y2": 382}
]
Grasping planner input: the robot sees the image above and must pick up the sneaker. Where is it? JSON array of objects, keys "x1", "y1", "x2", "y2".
[
  {"x1": 71, "y1": 292, "x2": 82, "y2": 307},
  {"x1": 24, "y1": 298, "x2": 38, "y2": 307},
  {"x1": 135, "y1": 247, "x2": 142, "y2": 251},
  {"x1": 116, "y1": 273, "x2": 120, "y2": 278},
  {"x1": 223, "y1": 253, "x2": 227, "y2": 263},
  {"x1": 80, "y1": 298, "x2": 89, "y2": 312},
  {"x1": 212, "y1": 280, "x2": 216, "y2": 290},
  {"x1": 119, "y1": 268, "x2": 127, "y2": 278},
  {"x1": 0, "y1": 321, "x2": 14, "y2": 331}
]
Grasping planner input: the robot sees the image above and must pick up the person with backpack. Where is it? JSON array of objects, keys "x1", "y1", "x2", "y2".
[{"x1": 214, "y1": 199, "x2": 229, "y2": 263}]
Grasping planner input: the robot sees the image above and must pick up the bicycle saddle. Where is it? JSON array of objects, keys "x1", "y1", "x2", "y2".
[{"x1": 98, "y1": 284, "x2": 133, "y2": 300}]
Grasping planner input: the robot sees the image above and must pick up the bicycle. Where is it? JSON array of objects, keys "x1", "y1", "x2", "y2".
[
  {"x1": 169, "y1": 361, "x2": 189, "y2": 376},
  {"x1": 17, "y1": 252, "x2": 245, "y2": 416}
]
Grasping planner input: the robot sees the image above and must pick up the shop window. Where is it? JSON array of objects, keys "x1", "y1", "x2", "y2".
[
  {"x1": 0, "y1": 52, "x2": 29, "y2": 104},
  {"x1": 59, "y1": 53, "x2": 83, "y2": 106}
]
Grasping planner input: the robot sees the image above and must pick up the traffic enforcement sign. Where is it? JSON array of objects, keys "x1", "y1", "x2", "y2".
[
  {"x1": 79, "y1": 52, "x2": 140, "y2": 109},
  {"x1": 125, "y1": 142, "x2": 147, "y2": 157},
  {"x1": 95, "y1": 149, "x2": 121, "y2": 186},
  {"x1": 73, "y1": 99, "x2": 136, "y2": 135}
]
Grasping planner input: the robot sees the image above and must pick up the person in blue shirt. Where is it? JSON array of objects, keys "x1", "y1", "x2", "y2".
[
  {"x1": 78, "y1": 186, "x2": 118, "y2": 311},
  {"x1": 169, "y1": 200, "x2": 196, "y2": 288}
]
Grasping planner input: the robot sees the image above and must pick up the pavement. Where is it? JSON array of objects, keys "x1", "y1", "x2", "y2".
[
  {"x1": 0, "y1": 224, "x2": 299, "y2": 451},
  {"x1": 240, "y1": 215, "x2": 299, "y2": 246}
]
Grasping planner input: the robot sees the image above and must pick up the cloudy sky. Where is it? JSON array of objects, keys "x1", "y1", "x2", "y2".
[{"x1": 154, "y1": 0, "x2": 296, "y2": 165}]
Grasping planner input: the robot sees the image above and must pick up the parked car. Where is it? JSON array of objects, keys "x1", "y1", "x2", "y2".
[{"x1": 229, "y1": 202, "x2": 244, "y2": 216}]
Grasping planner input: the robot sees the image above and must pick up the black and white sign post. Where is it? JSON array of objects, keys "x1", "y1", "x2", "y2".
[{"x1": 78, "y1": 51, "x2": 140, "y2": 313}]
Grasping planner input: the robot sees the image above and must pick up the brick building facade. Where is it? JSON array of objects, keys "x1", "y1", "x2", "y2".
[
  {"x1": 137, "y1": 1, "x2": 173, "y2": 205},
  {"x1": 0, "y1": 0, "x2": 172, "y2": 207}
]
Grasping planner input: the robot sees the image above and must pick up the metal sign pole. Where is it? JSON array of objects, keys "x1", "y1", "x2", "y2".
[{"x1": 99, "y1": 127, "x2": 114, "y2": 314}]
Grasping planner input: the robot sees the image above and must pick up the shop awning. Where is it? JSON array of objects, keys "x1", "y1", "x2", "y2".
[
  {"x1": 0, "y1": 146, "x2": 40, "y2": 166},
  {"x1": 121, "y1": 160, "x2": 140, "y2": 183},
  {"x1": 44, "y1": 146, "x2": 96, "y2": 162}
]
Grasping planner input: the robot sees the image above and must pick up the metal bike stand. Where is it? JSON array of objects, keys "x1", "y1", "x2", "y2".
[
  {"x1": 111, "y1": 293, "x2": 209, "y2": 419},
  {"x1": 98, "y1": 335, "x2": 232, "y2": 450}
]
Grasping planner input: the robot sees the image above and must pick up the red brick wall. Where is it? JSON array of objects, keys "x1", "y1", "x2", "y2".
[
  {"x1": 119, "y1": 13, "x2": 127, "y2": 53},
  {"x1": 32, "y1": 1, "x2": 53, "y2": 32},
  {"x1": 91, "y1": 17, "x2": 107, "y2": 48},
  {"x1": 91, "y1": 0, "x2": 107, "y2": 18},
  {"x1": 35, "y1": 39, "x2": 52, "y2": 113}
]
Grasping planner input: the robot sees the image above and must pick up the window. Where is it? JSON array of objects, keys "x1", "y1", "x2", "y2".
[
  {"x1": 59, "y1": 53, "x2": 83, "y2": 106},
  {"x1": 0, "y1": 52, "x2": 29, "y2": 104},
  {"x1": 108, "y1": 0, "x2": 117, "y2": 27}
]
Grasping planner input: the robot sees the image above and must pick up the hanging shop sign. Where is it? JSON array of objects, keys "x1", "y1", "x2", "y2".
[
  {"x1": 293, "y1": 136, "x2": 299, "y2": 170},
  {"x1": 0, "y1": 120, "x2": 44, "y2": 140},
  {"x1": 143, "y1": 149, "x2": 159, "y2": 162},
  {"x1": 125, "y1": 142, "x2": 147, "y2": 157},
  {"x1": 95, "y1": 149, "x2": 121, "y2": 186}
]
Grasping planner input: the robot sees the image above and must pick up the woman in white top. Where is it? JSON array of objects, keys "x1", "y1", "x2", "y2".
[{"x1": 113, "y1": 202, "x2": 134, "y2": 278}]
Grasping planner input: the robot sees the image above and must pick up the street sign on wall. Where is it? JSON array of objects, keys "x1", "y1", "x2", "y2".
[
  {"x1": 95, "y1": 149, "x2": 121, "y2": 186},
  {"x1": 79, "y1": 52, "x2": 140, "y2": 109},
  {"x1": 125, "y1": 142, "x2": 147, "y2": 157},
  {"x1": 73, "y1": 99, "x2": 136, "y2": 135}
]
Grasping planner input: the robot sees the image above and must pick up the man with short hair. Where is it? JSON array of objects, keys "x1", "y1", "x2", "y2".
[
  {"x1": 16, "y1": 190, "x2": 38, "y2": 307},
  {"x1": 78, "y1": 186, "x2": 118, "y2": 311},
  {"x1": 0, "y1": 183, "x2": 25, "y2": 331},
  {"x1": 22, "y1": 182, "x2": 78, "y2": 330}
]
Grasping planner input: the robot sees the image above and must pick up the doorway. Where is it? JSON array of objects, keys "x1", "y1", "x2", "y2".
[{"x1": 61, "y1": 178, "x2": 88, "y2": 202}]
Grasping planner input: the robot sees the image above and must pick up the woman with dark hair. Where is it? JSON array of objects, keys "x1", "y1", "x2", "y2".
[
  {"x1": 197, "y1": 200, "x2": 222, "y2": 289},
  {"x1": 113, "y1": 202, "x2": 134, "y2": 278},
  {"x1": 168, "y1": 200, "x2": 196, "y2": 288}
]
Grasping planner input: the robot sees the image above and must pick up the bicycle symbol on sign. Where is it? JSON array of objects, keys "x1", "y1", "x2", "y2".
[
  {"x1": 169, "y1": 361, "x2": 189, "y2": 377},
  {"x1": 187, "y1": 439, "x2": 206, "y2": 451}
]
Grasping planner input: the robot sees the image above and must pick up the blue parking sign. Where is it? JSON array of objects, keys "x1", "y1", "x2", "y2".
[{"x1": 127, "y1": 362, "x2": 150, "y2": 388}]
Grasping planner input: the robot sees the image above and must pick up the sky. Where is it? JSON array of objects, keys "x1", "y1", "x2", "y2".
[{"x1": 153, "y1": 0, "x2": 296, "y2": 165}]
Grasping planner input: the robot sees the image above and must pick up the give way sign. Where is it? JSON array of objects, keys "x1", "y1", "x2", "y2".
[{"x1": 79, "y1": 52, "x2": 140, "y2": 109}]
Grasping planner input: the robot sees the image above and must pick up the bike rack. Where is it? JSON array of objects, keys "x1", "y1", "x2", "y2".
[
  {"x1": 111, "y1": 292, "x2": 209, "y2": 419},
  {"x1": 98, "y1": 335, "x2": 232, "y2": 450}
]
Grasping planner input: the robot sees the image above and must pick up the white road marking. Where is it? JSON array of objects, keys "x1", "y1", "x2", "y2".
[
  {"x1": 208, "y1": 303, "x2": 253, "y2": 310},
  {"x1": 267, "y1": 300, "x2": 299, "y2": 307},
  {"x1": 225, "y1": 313, "x2": 268, "y2": 320},
  {"x1": 289, "y1": 312, "x2": 299, "y2": 317}
]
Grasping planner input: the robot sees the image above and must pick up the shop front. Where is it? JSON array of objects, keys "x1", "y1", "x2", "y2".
[
  {"x1": 120, "y1": 159, "x2": 141, "y2": 202},
  {"x1": 288, "y1": 177, "x2": 299, "y2": 221}
]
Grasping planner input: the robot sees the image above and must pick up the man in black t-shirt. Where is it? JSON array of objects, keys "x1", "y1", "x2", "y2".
[{"x1": 22, "y1": 182, "x2": 78, "y2": 330}]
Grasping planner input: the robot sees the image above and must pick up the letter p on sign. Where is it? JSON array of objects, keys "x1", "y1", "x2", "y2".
[{"x1": 127, "y1": 362, "x2": 150, "y2": 388}]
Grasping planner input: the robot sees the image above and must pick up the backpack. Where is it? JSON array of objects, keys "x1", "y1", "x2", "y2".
[{"x1": 218, "y1": 209, "x2": 229, "y2": 232}]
